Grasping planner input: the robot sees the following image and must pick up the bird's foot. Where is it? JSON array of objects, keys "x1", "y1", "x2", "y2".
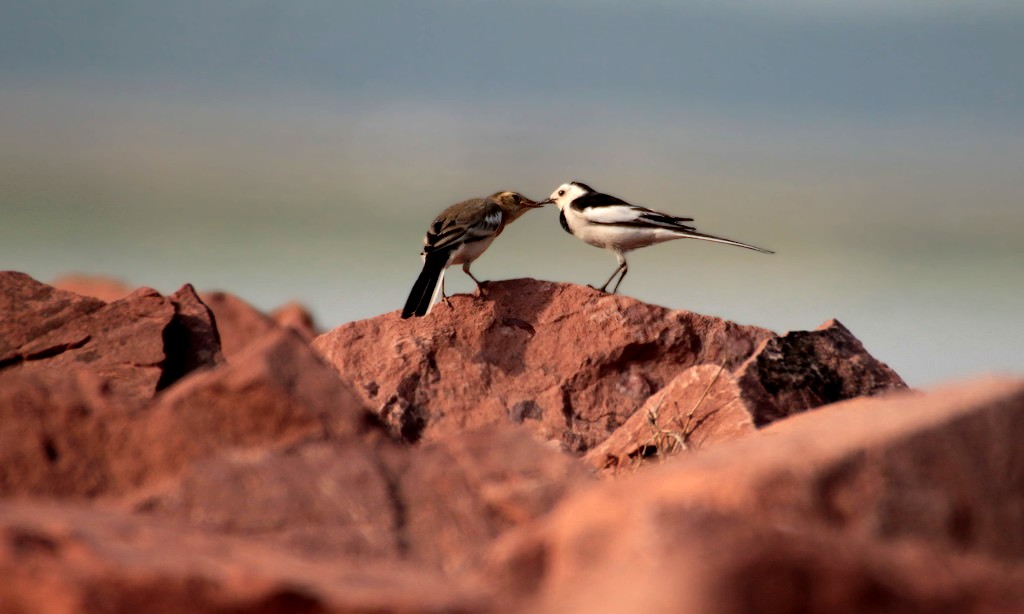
[
  {"x1": 474, "y1": 281, "x2": 490, "y2": 297},
  {"x1": 441, "y1": 295, "x2": 454, "y2": 309},
  {"x1": 588, "y1": 284, "x2": 610, "y2": 294}
]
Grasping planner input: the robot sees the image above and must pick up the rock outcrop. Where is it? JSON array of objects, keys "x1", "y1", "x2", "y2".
[
  {"x1": 1, "y1": 272, "x2": 221, "y2": 400},
  {"x1": 488, "y1": 378, "x2": 1024, "y2": 613},
  {"x1": 50, "y1": 272, "x2": 323, "y2": 359},
  {"x1": 313, "y1": 279, "x2": 904, "y2": 453},
  {"x1": 586, "y1": 319, "x2": 907, "y2": 473},
  {"x1": 1, "y1": 272, "x2": 1019, "y2": 614}
]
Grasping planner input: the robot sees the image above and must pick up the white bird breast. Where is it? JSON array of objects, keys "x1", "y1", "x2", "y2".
[{"x1": 448, "y1": 234, "x2": 497, "y2": 265}]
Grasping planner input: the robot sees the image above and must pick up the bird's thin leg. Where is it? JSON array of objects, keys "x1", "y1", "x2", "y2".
[
  {"x1": 463, "y1": 263, "x2": 487, "y2": 294},
  {"x1": 440, "y1": 275, "x2": 453, "y2": 308},
  {"x1": 600, "y1": 251, "x2": 629, "y2": 294},
  {"x1": 593, "y1": 264, "x2": 622, "y2": 292},
  {"x1": 610, "y1": 261, "x2": 629, "y2": 294}
]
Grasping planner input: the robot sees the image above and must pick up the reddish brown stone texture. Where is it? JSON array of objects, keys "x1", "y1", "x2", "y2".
[
  {"x1": 0, "y1": 369, "x2": 131, "y2": 497},
  {"x1": 489, "y1": 509, "x2": 1024, "y2": 614},
  {"x1": 0, "y1": 502, "x2": 488, "y2": 614},
  {"x1": 587, "y1": 320, "x2": 908, "y2": 473},
  {"x1": 201, "y1": 291, "x2": 320, "y2": 359},
  {"x1": 118, "y1": 328, "x2": 375, "y2": 493},
  {"x1": 0, "y1": 272, "x2": 105, "y2": 366},
  {"x1": 271, "y1": 302, "x2": 320, "y2": 342},
  {"x1": 200, "y1": 291, "x2": 281, "y2": 359},
  {"x1": 0, "y1": 328, "x2": 376, "y2": 499},
  {"x1": 3, "y1": 272, "x2": 1019, "y2": 613},
  {"x1": 1, "y1": 274, "x2": 221, "y2": 401},
  {"x1": 313, "y1": 279, "x2": 776, "y2": 451},
  {"x1": 49, "y1": 272, "x2": 322, "y2": 360},
  {"x1": 488, "y1": 378, "x2": 1024, "y2": 613},
  {"x1": 585, "y1": 363, "x2": 753, "y2": 473},
  {"x1": 735, "y1": 319, "x2": 907, "y2": 426},
  {"x1": 133, "y1": 424, "x2": 589, "y2": 574}
]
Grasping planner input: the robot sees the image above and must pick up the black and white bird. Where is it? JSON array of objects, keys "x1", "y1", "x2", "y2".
[
  {"x1": 401, "y1": 191, "x2": 543, "y2": 318},
  {"x1": 539, "y1": 181, "x2": 773, "y2": 294}
]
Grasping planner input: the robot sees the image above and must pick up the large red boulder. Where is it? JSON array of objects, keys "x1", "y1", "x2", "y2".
[
  {"x1": 313, "y1": 280, "x2": 904, "y2": 454},
  {"x1": 314, "y1": 279, "x2": 776, "y2": 450},
  {"x1": 487, "y1": 377, "x2": 1024, "y2": 612}
]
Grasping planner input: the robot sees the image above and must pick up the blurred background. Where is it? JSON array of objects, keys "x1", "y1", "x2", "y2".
[{"x1": 2, "y1": 1, "x2": 1022, "y2": 387}]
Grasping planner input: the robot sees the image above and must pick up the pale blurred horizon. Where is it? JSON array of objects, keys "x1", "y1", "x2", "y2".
[{"x1": 2, "y1": 1, "x2": 1022, "y2": 386}]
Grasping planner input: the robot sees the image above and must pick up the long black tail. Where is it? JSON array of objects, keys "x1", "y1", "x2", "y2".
[{"x1": 401, "y1": 250, "x2": 451, "y2": 319}]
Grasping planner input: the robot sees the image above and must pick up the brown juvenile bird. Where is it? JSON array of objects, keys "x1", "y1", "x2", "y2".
[{"x1": 401, "y1": 191, "x2": 543, "y2": 318}]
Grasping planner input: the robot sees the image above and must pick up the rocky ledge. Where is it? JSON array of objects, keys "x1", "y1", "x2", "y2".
[{"x1": 1, "y1": 271, "x2": 1021, "y2": 613}]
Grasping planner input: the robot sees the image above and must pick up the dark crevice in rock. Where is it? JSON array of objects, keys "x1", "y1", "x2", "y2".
[
  {"x1": 369, "y1": 453, "x2": 410, "y2": 558},
  {"x1": 156, "y1": 313, "x2": 191, "y2": 391},
  {"x1": 41, "y1": 437, "x2": 60, "y2": 464},
  {"x1": 22, "y1": 336, "x2": 92, "y2": 362}
]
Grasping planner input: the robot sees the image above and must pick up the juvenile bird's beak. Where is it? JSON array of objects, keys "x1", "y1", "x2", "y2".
[{"x1": 536, "y1": 198, "x2": 554, "y2": 206}]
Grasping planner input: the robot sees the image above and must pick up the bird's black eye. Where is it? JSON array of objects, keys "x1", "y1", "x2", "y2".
[{"x1": 557, "y1": 189, "x2": 565, "y2": 196}]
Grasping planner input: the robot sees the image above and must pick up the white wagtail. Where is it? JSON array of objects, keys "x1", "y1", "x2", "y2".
[
  {"x1": 401, "y1": 191, "x2": 543, "y2": 318},
  {"x1": 539, "y1": 181, "x2": 773, "y2": 294}
]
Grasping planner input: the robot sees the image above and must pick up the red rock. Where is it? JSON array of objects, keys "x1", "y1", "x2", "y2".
[
  {"x1": 395, "y1": 425, "x2": 590, "y2": 572},
  {"x1": 584, "y1": 363, "x2": 753, "y2": 473},
  {"x1": 133, "y1": 424, "x2": 590, "y2": 573},
  {"x1": 313, "y1": 279, "x2": 775, "y2": 450},
  {"x1": 586, "y1": 320, "x2": 907, "y2": 473},
  {"x1": 200, "y1": 291, "x2": 280, "y2": 359},
  {"x1": 0, "y1": 369, "x2": 132, "y2": 497},
  {"x1": 164, "y1": 284, "x2": 225, "y2": 382},
  {"x1": 1, "y1": 274, "x2": 221, "y2": 401},
  {"x1": 487, "y1": 377, "x2": 1024, "y2": 612},
  {"x1": 118, "y1": 328, "x2": 376, "y2": 492},
  {"x1": 50, "y1": 273, "x2": 132, "y2": 302},
  {"x1": 0, "y1": 328, "x2": 374, "y2": 498},
  {"x1": 0, "y1": 501, "x2": 488, "y2": 614},
  {"x1": 489, "y1": 508, "x2": 1024, "y2": 614},
  {"x1": 200, "y1": 291, "x2": 320, "y2": 359},
  {"x1": 0, "y1": 272, "x2": 104, "y2": 366},
  {"x1": 735, "y1": 319, "x2": 907, "y2": 425},
  {"x1": 271, "y1": 302, "x2": 320, "y2": 342}
]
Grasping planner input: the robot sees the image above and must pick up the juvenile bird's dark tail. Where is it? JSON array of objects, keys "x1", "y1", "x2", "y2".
[{"x1": 401, "y1": 250, "x2": 451, "y2": 319}]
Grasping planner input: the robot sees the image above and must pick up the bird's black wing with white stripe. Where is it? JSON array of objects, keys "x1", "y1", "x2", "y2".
[
  {"x1": 573, "y1": 195, "x2": 773, "y2": 254},
  {"x1": 572, "y1": 196, "x2": 697, "y2": 232}
]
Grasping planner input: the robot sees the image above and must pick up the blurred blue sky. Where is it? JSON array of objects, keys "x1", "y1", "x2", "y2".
[{"x1": 2, "y1": 1, "x2": 1022, "y2": 386}]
